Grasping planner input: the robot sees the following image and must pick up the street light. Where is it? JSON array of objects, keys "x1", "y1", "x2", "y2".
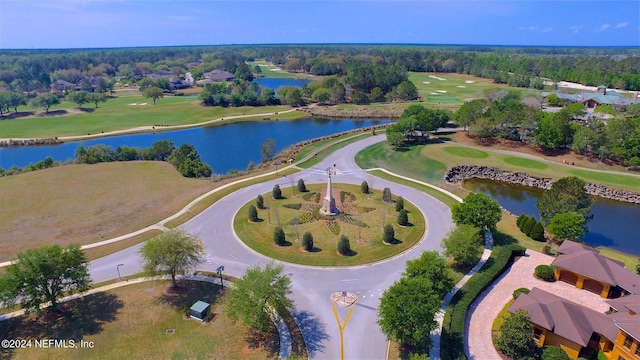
[
  {"x1": 274, "y1": 161, "x2": 280, "y2": 175},
  {"x1": 216, "y1": 265, "x2": 225, "y2": 289},
  {"x1": 116, "y1": 263, "x2": 124, "y2": 281}
]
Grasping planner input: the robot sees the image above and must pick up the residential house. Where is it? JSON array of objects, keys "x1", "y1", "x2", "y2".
[
  {"x1": 53, "y1": 79, "x2": 74, "y2": 92},
  {"x1": 509, "y1": 287, "x2": 618, "y2": 359},
  {"x1": 552, "y1": 240, "x2": 640, "y2": 298},
  {"x1": 607, "y1": 295, "x2": 640, "y2": 360},
  {"x1": 202, "y1": 70, "x2": 235, "y2": 83},
  {"x1": 542, "y1": 89, "x2": 638, "y2": 111}
]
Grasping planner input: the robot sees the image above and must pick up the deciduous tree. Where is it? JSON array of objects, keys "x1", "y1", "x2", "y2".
[
  {"x1": 495, "y1": 309, "x2": 538, "y2": 360},
  {"x1": 30, "y1": 93, "x2": 60, "y2": 113},
  {"x1": 144, "y1": 86, "x2": 164, "y2": 104},
  {"x1": 547, "y1": 212, "x2": 587, "y2": 241},
  {"x1": 442, "y1": 224, "x2": 484, "y2": 267},
  {"x1": 0, "y1": 244, "x2": 90, "y2": 314},
  {"x1": 139, "y1": 229, "x2": 205, "y2": 288},
  {"x1": 451, "y1": 192, "x2": 502, "y2": 230},
  {"x1": 227, "y1": 262, "x2": 293, "y2": 334},
  {"x1": 261, "y1": 138, "x2": 276, "y2": 162},
  {"x1": 536, "y1": 176, "x2": 593, "y2": 225}
]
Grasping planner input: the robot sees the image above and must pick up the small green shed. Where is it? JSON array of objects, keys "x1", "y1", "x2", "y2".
[{"x1": 190, "y1": 300, "x2": 210, "y2": 321}]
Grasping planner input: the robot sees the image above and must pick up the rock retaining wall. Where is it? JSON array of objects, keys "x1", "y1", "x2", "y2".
[
  {"x1": 445, "y1": 165, "x2": 640, "y2": 204},
  {"x1": 0, "y1": 138, "x2": 63, "y2": 147}
]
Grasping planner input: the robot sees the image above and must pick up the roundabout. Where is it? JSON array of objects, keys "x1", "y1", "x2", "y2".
[{"x1": 88, "y1": 135, "x2": 456, "y2": 359}]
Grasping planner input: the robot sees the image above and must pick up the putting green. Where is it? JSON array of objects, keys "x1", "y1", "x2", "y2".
[
  {"x1": 442, "y1": 146, "x2": 489, "y2": 159},
  {"x1": 233, "y1": 184, "x2": 425, "y2": 266},
  {"x1": 503, "y1": 157, "x2": 548, "y2": 170}
]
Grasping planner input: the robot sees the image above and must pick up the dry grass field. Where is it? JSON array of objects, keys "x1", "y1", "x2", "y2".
[{"x1": 0, "y1": 162, "x2": 215, "y2": 262}]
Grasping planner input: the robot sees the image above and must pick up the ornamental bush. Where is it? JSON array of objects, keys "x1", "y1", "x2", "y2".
[
  {"x1": 382, "y1": 187, "x2": 392, "y2": 202},
  {"x1": 535, "y1": 265, "x2": 556, "y2": 281},
  {"x1": 516, "y1": 214, "x2": 527, "y2": 230},
  {"x1": 397, "y1": 209, "x2": 409, "y2": 226},
  {"x1": 256, "y1": 194, "x2": 264, "y2": 209},
  {"x1": 383, "y1": 224, "x2": 395, "y2": 244},
  {"x1": 530, "y1": 222, "x2": 545, "y2": 242},
  {"x1": 361, "y1": 180, "x2": 369, "y2": 194},
  {"x1": 302, "y1": 232, "x2": 314, "y2": 251},
  {"x1": 338, "y1": 235, "x2": 351, "y2": 255},
  {"x1": 273, "y1": 226, "x2": 285, "y2": 246},
  {"x1": 248, "y1": 205, "x2": 258, "y2": 222},
  {"x1": 522, "y1": 216, "x2": 536, "y2": 236},
  {"x1": 512, "y1": 287, "x2": 531, "y2": 299},
  {"x1": 395, "y1": 196, "x2": 405, "y2": 212},
  {"x1": 297, "y1": 179, "x2": 307, "y2": 193},
  {"x1": 542, "y1": 346, "x2": 570, "y2": 360},
  {"x1": 272, "y1": 184, "x2": 282, "y2": 199}
]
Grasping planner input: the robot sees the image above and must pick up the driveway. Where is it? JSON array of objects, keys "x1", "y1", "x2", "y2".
[
  {"x1": 465, "y1": 250, "x2": 610, "y2": 360},
  {"x1": 89, "y1": 135, "x2": 455, "y2": 359}
]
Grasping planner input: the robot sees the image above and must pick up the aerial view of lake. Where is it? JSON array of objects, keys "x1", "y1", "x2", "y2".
[
  {"x1": 253, "y1": 77, "x2": 311, "y2": 89},
  {"x1": 0, "y1": 118, "x2": 389, "y2": 174},
  {"x1": 465, "y1": 179, "x2": 640, "y2": 257}
]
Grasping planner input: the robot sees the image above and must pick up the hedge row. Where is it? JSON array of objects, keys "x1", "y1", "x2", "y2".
[{"x1": 440, "y1": 243, "x2": 526, "y2": 360}]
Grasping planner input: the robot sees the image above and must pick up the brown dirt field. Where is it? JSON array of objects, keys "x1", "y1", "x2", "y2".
[{"x1": 0, "y1": 162, "x2": 215, "y2": 262}]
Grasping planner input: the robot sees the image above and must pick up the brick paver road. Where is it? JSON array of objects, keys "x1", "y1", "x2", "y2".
[{"x1": 465, "y1": 250, "x2": 610, "y2": 360}]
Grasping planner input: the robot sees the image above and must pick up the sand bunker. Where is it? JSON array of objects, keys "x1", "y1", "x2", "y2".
[
  {"x1": 457, "y1": 85, "x2": 466, "y2": 88},
  {"x1": 139, "y1": 103, "x2": 147, "y2": 106},
  {"x1": 436, "y1": 90, "x2": 447, "y2": 93},
  {"x1": 422, "y1": 81, "x2": 431, "y2": 84},
  {"x1": 128, "y1": 103, "x2": 137, "y2": 106},
  {"x1": 429, "y1": 75, "x2": 447, "y2": 81},
  {"x1": 272, "y1": 68, "x2": 281, "y2": 71},
  {"x1": 430, "y1": 92, "x2": 439, "y2": 95},
  {"x1": 465, "y1": 80, "x2": 475, "y2": 84}
]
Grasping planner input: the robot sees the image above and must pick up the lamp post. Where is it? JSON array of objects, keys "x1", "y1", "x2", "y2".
[
  {"x1": 274, "y1": 161, "x2": 280, "y2": 176},
  {"x1": 116, "y1": 263, "x2": 124, "y2": 281},
  {"x1": 216, "y1": 265, "x2": 225, "y2": 289}
]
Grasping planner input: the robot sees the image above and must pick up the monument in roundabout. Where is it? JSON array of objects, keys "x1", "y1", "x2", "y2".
[{"x1": 320, "y1": 165, "x2": 340, "y2": 215}]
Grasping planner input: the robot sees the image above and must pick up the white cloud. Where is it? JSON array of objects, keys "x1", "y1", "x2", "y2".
[
  {"x1": 615, "y1": 22, "x2": 628, "y2": 29},
  {"x1": 519, "y1": 26, "x2": 552, "y2": 33},
  {"x1": 595, "y1": 24, "x2": 611, "y2": 32},
  {"x1": 570, "y1": 26, "x2": 583, "y2": 34}
]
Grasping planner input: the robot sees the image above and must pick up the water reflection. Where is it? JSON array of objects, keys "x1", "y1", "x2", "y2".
[{"x1": 465, "y1": 179, "x2": 640, "y2": 256}]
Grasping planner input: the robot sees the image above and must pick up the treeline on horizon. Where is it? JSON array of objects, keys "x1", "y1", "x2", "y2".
[{"x1": 1, "y1": 44, "x2": 640, "y2": 92}]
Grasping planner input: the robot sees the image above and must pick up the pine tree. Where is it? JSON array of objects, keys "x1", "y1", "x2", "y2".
[
  {"x1": 397, "y1": 209, "x2": 409, "y2": 226},
  {"x1": 272, "y1": 184, "x2": 282, "y2": 199},
  {"x1": 383, "y1": 224, "x2": 395, "y2": 244},
  {"x1": 256, "y1": 194, "x2": 264, "y2": 209},
  {"x1": 248, "y1": 205, "x2": 259, "y2": 222},
  {"x1": 383, "y1": 187, "x2": 392, "y2": 202},
  {"x1": 302, "y1": 232, "x2": 314, "y2": 251},
  {"x1": 395, "y1": 196, "x2": 405, "y2": 212},
  {"x1": 361, "y1": 181, "x2": 369, "y2": 194},
  {"x1": 338, "y1": 235, "x2": 351, "y2": 255},
  {"x1": 297, "y1": 179, "x2": 307, "y2": 193},
  {"x1": 273, "y1": 226, "x2": 285, "y2": 246}
]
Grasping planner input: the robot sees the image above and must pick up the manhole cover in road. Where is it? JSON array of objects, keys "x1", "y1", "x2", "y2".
[
  {"x1": 331, "y1": 291, "x2": 357, "y2": 307},
  {"x1": 166, "y1": 329, "x2": 175, "y2": 335}
]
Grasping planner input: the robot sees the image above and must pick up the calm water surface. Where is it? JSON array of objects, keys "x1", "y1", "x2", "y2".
[
  {"x1": 0, "y1": 118, "x2": 389, "y2": 174},
  {"x1": 465, "y1": 179, "x2": 640, "y2": 257},
  {"x1": 253, "y1": 77, "x2": 311, "y2": 89}
]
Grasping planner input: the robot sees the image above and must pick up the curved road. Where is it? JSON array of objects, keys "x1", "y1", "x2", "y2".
[{"x1": 89, "y1": 135, "x2": 455, "y2": 359}]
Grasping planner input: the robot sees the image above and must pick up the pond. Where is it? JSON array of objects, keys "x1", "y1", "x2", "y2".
[
  {"x1": 0, "y1": 118, "x2": 390, "y2": 174},
  {"x1": 465, "y1": 179, "x2": 640, "y2": 257},
  {"x1": 252, "y1": 77, "x2": 311, "y2": 90}
]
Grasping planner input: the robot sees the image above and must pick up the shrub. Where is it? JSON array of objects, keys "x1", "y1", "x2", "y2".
[
  {"x1": 382, "y1": 187, "x2": 392, "y2": 202},
  {"x1": 395, "y1": 196, "x2": 405, "y2": 212},
  {"x1": 516, "y1": 214, "x2": 527, "y2": 230},
  {"x1": 273, "y1": 226, "x2": 285, "y2": 246},
  {"x1": 383, "y1": 224, "x2": 395, "y2": 244},
  {"x1": 397, "y1": 209, "x2": 409, "y2": 226},
  {"x1": 542, "y1": 346, "x2": 570, "y2": 360},
  {"x1": 256, "y1": 194, "x2": 264, "y2": 209},
  {"x1": 441, "y1": 243, "x2": 526, "y2": 360},
  {"x1": 542, "y1": 244, "x2": 552, "y2": 255},
  {"x1": 361, "y1": 180, "x2": 369, "y2": 194},
  {"x1": 297, "y1": 179, "x2": 307, "y2": 193},
  {"x1": 338, "y1": 235, "x2": 351, "y2": 255},
  {"x1": 513, "y1": 287, "x2": 530, "y2": 299},
  {"x1": 272, "y1": 184, "x2": 282, "y2": 199},
  {"x1": 248, "y1": 205, "x2": 258, "y2": 222},
  {"x1": 302, "y1": 232, "x2": 314, "y2": 251},
  {"x1": 535, "y1": 265, "x2": 556, "y2": 281},
  {"x1": 283, "y1": 203, "x2": 302, "y2": 210},
  {"x1": 530, "y1": 222, "x2": 545, "y2": 241},
  {"x1": 522, "y1": 216, "x2": 536, "y2": 236}
]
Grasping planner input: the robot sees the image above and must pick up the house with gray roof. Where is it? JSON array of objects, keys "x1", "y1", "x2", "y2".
[
  {"x1": 510, "y1": 287, "x2": 618, "y2": 359},
  {"x1": 542, "y1": 87, "x2": 638, "y2": 111},
  {"x1": 552, "y1": 240, "x2": 640, "y2": 298}
]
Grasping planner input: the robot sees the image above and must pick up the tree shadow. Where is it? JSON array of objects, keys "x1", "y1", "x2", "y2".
[
  {"x1": 37, "y1": 109, "x2": 68, "y2": 117},
  {"x1": 0, "y1": 292, "x2": 123, "y2": 357},
  {"x1": 243, "y1": 327, "x2": 279, "y2": 358},
  {"x1": 79, "y1": 108, "x2": 95, "y2": 113},
  {"x1": 158, "y1": 280, "x2": 222, "y2": 312},
  {"x1": 277, "y1": 240, "x2": 294, "y2": 247},
  {"x1": 0, "y1": 111, "x2": 35, "y2": 120},
  {"x1": 492, "y1": 230, "x2": 517, "y2": 246},
  {"x1": 293, "y1": 310, "x2": 329, "y2": 357}
]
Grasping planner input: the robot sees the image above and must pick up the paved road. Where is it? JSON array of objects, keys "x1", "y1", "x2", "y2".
[{"x1": 89, "y1": 135, "x2": 455, "y2": 359}]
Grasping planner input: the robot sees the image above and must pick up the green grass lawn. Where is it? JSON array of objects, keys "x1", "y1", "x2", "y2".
[
  {"x1": 0, "y1": 280, "x2": 280, "y2": 360},
  {"x1": 0, "y1": 94, "x2": 292, "y2": 138},
  {"x1": 503, "y1": 156, "x2": 549, "y2": 170},
  {"x1": 247, "y1": 61, "x2": 311, "y2": 79},
  {"x1": 442, "y1": 145, "x2": 489, "y2": 159},
  {"x1": 409, "y1": 72, "x2": 540, "y2": 110},
  {"x1": 234, "y1": 184, "x2": 425, "y2": 266}
]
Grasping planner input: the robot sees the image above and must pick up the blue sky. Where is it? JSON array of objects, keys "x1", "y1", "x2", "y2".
[{"x1": 1, "y1": 1, "x2": 638, "y2": 49}]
